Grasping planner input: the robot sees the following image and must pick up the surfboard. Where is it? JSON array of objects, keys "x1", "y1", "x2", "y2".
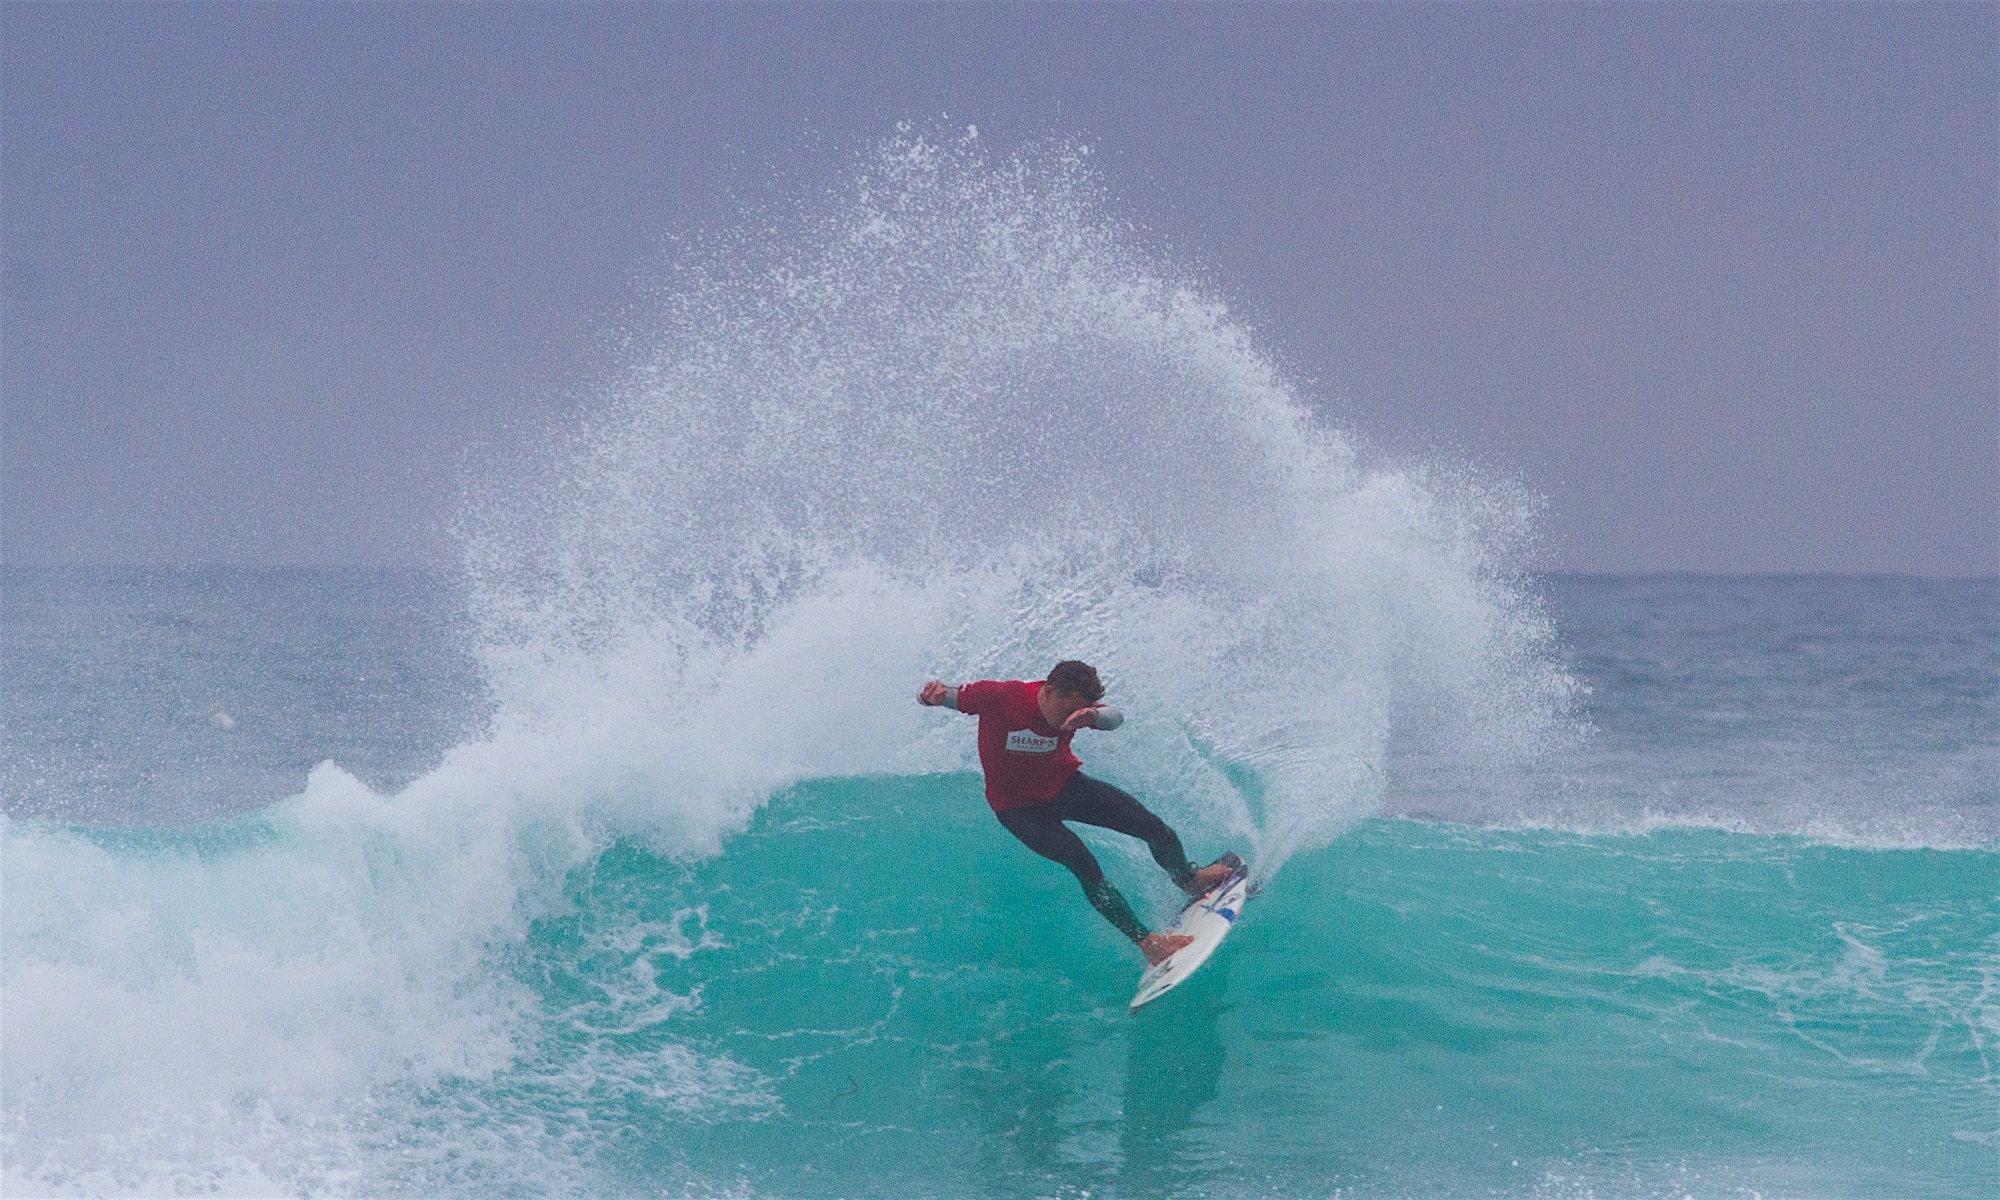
[{"x1": 1129, "y1": 857, "x2": 1251, "y2": 1011}]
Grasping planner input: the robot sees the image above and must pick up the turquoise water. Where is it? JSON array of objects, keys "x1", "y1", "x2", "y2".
[
  {"x1": 11, "y1": 764, "x2": 1987, "y2": 1197},
  {"x1": 511, "y1": 782, "x2": 1995, "y2": 1200},
  {"x1": 524, "y1": 784, "x2": 1992, "y2": 1192},
  {"x1": 10, "y1": 762, "x2": 1989, "y2": 1198},
  {"x1": 4, "y1": 134, "x2": 1995, "y2": 1196}
]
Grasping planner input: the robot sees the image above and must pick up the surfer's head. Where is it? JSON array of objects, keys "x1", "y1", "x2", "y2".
[
  {"x1": 1046, "y1": 660, "x2": 1105, "y2": 703},
  {"x1": 1039, "y1": 660, "x2": 1105, "y2": 725}
]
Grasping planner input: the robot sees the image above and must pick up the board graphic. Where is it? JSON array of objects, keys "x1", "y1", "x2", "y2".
[{"x1": 1129, "y1": 859, "x2": 1250, "y2": 1010}]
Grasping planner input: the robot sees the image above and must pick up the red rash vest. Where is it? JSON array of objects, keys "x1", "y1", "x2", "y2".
[{"x1": 956, "y1": 679, "x2": 1082, "y2": 810}]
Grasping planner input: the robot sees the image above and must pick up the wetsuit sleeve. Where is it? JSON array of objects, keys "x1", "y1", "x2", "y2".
[{"x1": 955, "y1": 680, "x2": 1000, "y2": 715}]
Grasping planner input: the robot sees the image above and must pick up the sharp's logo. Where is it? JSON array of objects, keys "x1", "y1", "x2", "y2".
[{"x1": 1004, "y1": 729, "x2": 1059, "y2": 754}]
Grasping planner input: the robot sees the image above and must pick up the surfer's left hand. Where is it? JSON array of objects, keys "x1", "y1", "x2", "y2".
[{"x1": 1060, "y1": 704, "x2": 1105, "y2": 732}]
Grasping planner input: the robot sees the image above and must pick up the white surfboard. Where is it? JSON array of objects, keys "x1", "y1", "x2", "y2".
[{"x1": 1129, "y1": 862, "x2": 1251, "y2": 1011}]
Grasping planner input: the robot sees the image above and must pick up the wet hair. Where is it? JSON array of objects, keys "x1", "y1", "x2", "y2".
[{"x1": 1045, "y1": 660, "x2": 1105, "y2": 703}]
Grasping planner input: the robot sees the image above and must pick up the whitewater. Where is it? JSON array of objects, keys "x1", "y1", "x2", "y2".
[{"x1": 3, "y1": 133, "x2": 1994, "y2": 1198}]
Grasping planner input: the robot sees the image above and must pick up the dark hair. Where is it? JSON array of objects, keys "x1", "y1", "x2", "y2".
[{"x1": 1045, "y1": 660, "x2": 1105, "y2": 703}]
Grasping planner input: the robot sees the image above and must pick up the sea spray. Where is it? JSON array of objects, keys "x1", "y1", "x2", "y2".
[{"x1": 459, "y1": 127, "x2": 1577, "y2": 878}]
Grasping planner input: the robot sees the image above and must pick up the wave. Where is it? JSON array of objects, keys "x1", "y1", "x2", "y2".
[
  {"x1": 2, "y1": 127, "x2": 1577, "y2": 1196},
  {"x1": 6, "y1": 773, "x2": 1993, "y2": 1197}
]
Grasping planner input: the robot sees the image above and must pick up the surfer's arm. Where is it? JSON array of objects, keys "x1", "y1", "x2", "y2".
[
  {"x1": 1061, "y1": 704, "x2": 1123, "y2": 732},
  {"x1": 917, "y1": 680, "x2": 962, "y2": 711}
]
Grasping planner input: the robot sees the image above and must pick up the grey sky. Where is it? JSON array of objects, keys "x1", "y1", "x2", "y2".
[{"x1": 4, "y1": 2, "x2": 1993, "y2": 574}]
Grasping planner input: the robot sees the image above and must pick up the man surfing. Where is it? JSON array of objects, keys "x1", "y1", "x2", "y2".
[{"x1": 918, "y1": 660, "x2": 1237, "y2": 965}]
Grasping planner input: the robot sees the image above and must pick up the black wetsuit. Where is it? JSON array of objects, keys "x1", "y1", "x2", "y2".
[{"x1": 995, "y1": 773, "x2": 1198, "y2": 942}]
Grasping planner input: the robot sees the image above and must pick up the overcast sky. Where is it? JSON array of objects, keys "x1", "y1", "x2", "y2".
[{"x1": 4, "y1": 2, "x2": 1993, "y2": 574}]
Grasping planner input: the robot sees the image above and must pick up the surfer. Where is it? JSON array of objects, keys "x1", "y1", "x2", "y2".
[{"x1": 918, "y1": 661, "x2": 1235, "y2": 965}]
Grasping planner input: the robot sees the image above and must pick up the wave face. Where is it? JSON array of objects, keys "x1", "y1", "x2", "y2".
[
  {"x1": 464, "y1": 800, "x2": 2000, "y2": 1199},
  {"x1": 3, "y1": 132, "x2": 1995, "y2": 1197},
  {"x1": 8, "y1": 782, "x2": 1991, "y2": 1198}
]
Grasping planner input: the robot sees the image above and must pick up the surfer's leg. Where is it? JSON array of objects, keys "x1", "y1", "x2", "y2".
[
  {"x1": 1049, "y1": 774, "x2": 1202, "y2": 892},
  {"x1": 995, "y1": 805, "x2": 1151, "y2": 943}
]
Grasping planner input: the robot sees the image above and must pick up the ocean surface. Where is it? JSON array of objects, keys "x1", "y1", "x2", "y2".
[{"x1": 4, "y1": 135, "x2": 1995, "y2": 1198}]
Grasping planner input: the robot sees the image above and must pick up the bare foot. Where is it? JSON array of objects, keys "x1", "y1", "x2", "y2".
[
  {"x1": 1182, "y1": 861, "x2": 1235, "y2": 896},
  {"x1": 1139, "y1": 932, "x2": 1193, "y2": 966}
]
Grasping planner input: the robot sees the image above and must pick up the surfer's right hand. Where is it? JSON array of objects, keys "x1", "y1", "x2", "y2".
[{"x1": 918, "y1": 679, "x2": 951, "y2": 707}]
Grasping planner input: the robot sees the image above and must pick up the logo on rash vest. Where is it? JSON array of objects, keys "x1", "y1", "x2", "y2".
[{"x1": 1004, "y1": 729, "x2": 1059, "y2": 754}]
